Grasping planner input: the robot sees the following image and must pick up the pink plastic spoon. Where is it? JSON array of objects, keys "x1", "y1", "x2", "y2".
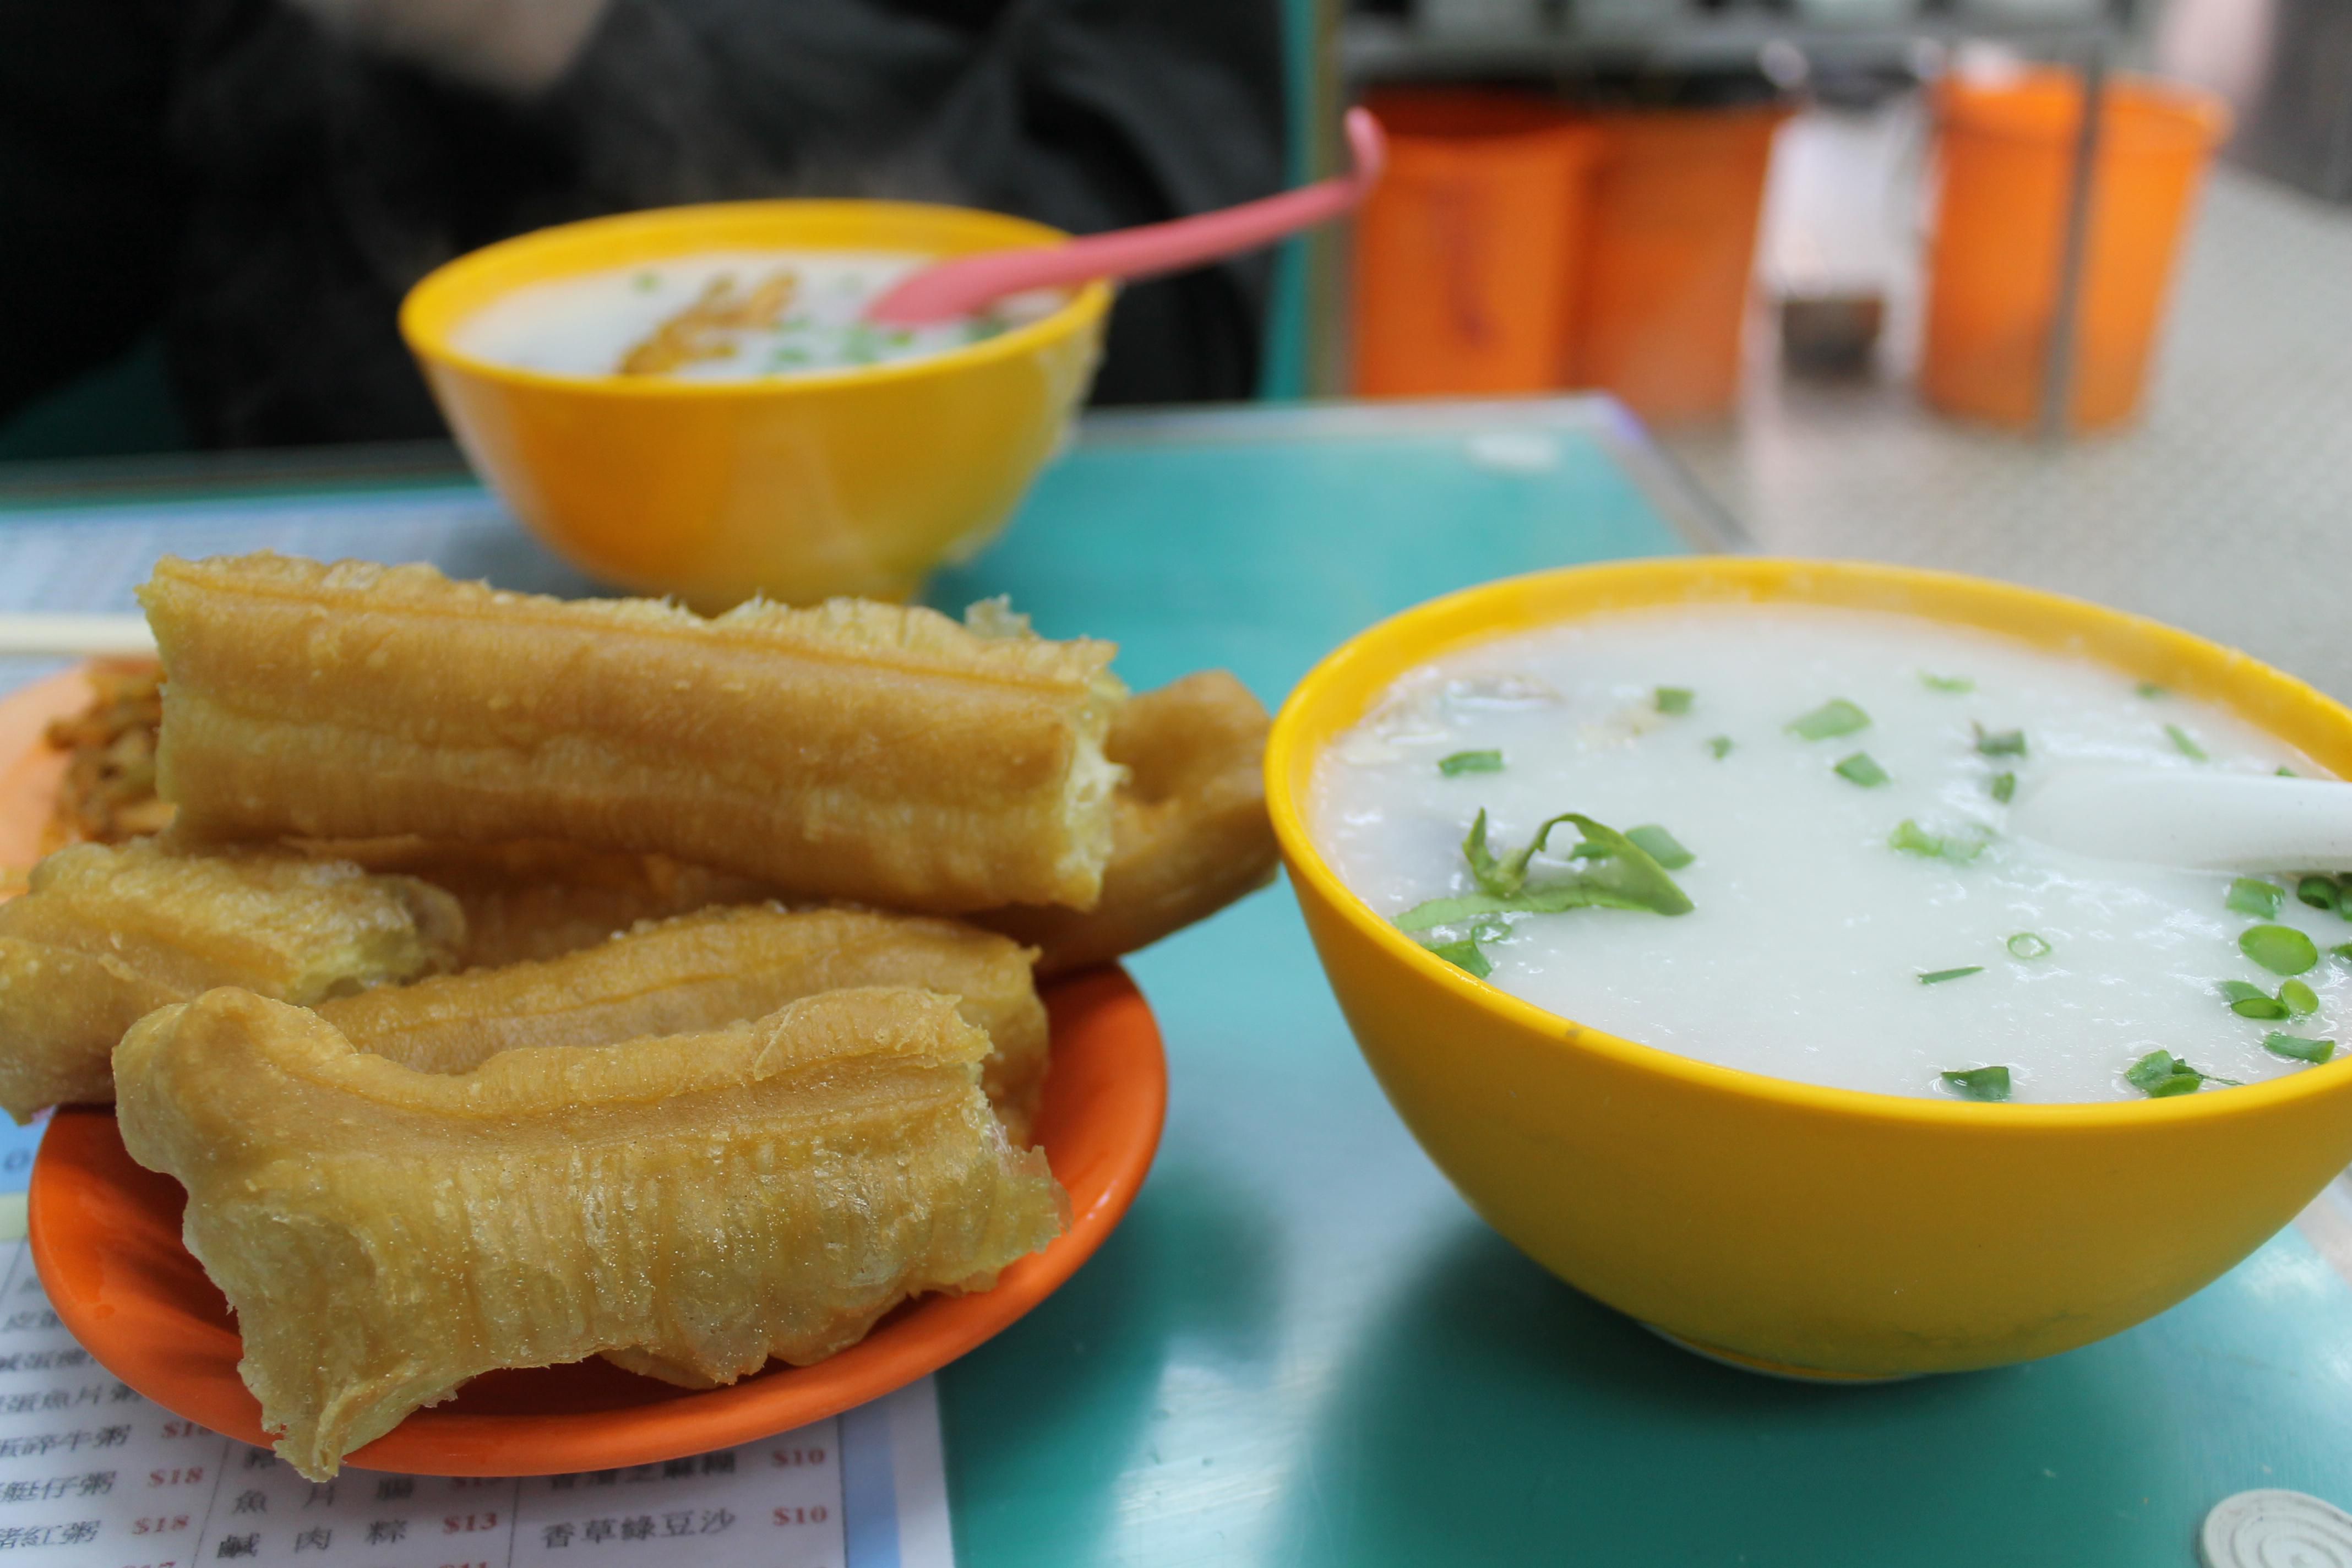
[{"x1": 865, "y1": 108, "x2": 1388, "y2": 327}]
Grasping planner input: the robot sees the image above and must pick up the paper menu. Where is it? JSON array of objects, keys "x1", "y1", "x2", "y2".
[{"x1": 0, "y1": 1117, "x2": 955, "y2": 1568}]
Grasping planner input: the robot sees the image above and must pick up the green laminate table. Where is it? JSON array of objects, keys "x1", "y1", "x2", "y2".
[{"x1": 3, "y1": 398, "x2": 2348, "y2": 1568}]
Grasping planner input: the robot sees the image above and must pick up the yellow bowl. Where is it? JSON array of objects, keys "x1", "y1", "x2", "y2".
[
  {"x1": 401, "y1": 202, "x2": 1112, "y2": 611},
  {"x1": 1268, "y1": 557, "x2": 2352, "y2": 1378}
]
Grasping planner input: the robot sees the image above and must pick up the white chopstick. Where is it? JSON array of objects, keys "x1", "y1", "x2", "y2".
[{"x1": 0, "y1": 615, "x2": 156, "y2": 658}]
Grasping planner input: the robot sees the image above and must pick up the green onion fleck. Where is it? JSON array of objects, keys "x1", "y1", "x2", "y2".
[
  {"x1": 1990, "y1": 771, "x2": 2017, "y2": 803},
  {"x1": 1625, "y1": 824, "x2": 1695, "y2": 870},
  {"x1": 2227, "y1": 878, "x2": 2285, "y2": 919},
  {"x1": 2297, "y1": 875, "x2": 2341, "y2": 913},
  {"x1": 2279, "y1": 766, "x2": 2298, "y2": 778},
  {"x1": 2125, "y1": 1049, "x2": 2229, "y2": 1097},
  {"x1": 2007, "y1": 932, "x2": 2051, "y2": 959},
  {"x1": 1707, "y1": 736, "x2": 1734, "y2": 760},
  {"x1": 1919, "y1": 966, "x2": 1985, "y2": 986},
  {"x1": 1921, "y1": 674, "x2": 1975, "y2": 694},
  {"x1": 1422, "y1": 937, "x2": 1491, "y2": 979},
  {"x1": 1940, "y1": 1065, "x2": 2012, "y2": 1101},
  {"x1": 2334, "y1": 943, "x2": 2352, "y2": 964},
  {"x1": 2218, "y1": 979, "x2": 2290, "y2": 1020},
  {"x1": 2166, "y1": 724, "x2": 2208, "y2": 761},
  {"x1": 2281, "y1": 979, "x2": 2320, "y2": 1017},
  {"x1": 1974, "y1": 724, "x2": 2028, "y2": 758},
  {"x1": 631, "y1": 271, "x2": 660, "y2": 292},
  {"x1": 2136, "y1": 681, "x2": 2166, "y2": 699},
  {"x1": 1833, "y1": 752, "x2": 1889, "y2": 788},
  {"x1": 1788, "y1": 699, "x2": 1870, "y2": 742},
  {"x1": 1438, "y1": 750, "x2": 1504, "y2": 777},
  {"x1": 1654, "y1": 687, "x2": 1693, "y2": 716},
  {"x1": 2242, "y1": 923, "x2": 2320, "y2": 976},
  {"x1": 1888, "y1": 819, "x2": 1989, "y2": 864},
  {"x1": 2263, "y1": 1032, "x2": 2336, "y2": 1065}
]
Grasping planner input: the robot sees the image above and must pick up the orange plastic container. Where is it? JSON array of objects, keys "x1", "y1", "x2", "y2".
[
  {"x1": 1351, "y1": 92, "x2": 1600, "y2": 397},
  {"x1": 1923, "y1": 70, "x2": 2228, "y2": 432},
  {"x1": 1571, "y1": 105, "x2": 1788, "y2": 423}
]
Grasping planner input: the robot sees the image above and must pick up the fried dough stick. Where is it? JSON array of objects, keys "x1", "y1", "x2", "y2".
[
  {"x1": 313, "y1": 838, "x2": 774, "y2": 971},
  {"x1": 117, "y1": 987, "x2": 1065, "y2": 1481},
  {"x1": 319, "y1": 904, "x2": 1051, "y2": 1140},
  {"x1": 0, "y1": 840, "x2": 463, "y2": 1123},
  {"x1": 143, "y1": 554, "x2": 1125, "y2": 912},
  {"x1": 980, "y1": 671, "x2": 1277, "y2": 976}
]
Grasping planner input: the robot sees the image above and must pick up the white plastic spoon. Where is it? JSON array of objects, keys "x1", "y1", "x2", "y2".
[{"x1": 2008, "y1": 766, "x2": 2352, "y2": 872}]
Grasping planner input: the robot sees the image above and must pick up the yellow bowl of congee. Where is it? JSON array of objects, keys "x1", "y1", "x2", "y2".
[
  {"x1": 401, "y1": 201, "x2": 1110, "y2": 612},
  {"x1": 1268, "y1": 557, "x2": 2352, "y2": 1379}
]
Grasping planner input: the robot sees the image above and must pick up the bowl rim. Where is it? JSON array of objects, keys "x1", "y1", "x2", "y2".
[
  {"x1": 399, "y1": 198, "x2": 1115, "y2": 401},
  {"x1": 1267, "y1": 556, "x2": 2352, "y2": 1131}
]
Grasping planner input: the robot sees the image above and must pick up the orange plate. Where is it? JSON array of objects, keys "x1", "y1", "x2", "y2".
[{"x1": 5, "y1": 667, "x2": 1168, "y2": 1474}]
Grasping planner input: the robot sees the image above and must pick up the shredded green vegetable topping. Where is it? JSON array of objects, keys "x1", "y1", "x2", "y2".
[
  {"x1": 1438, "y1": 750, "x2": 1504, "y2": 777},
  {"x1": 1973, "y1": 724, "x2": 2028, "y2": 758},
  {"x1": 1889, "y1": 819, "x2": 1989, "y2": 864},
  {"x1": 2228, "y1": 878, "x2": 2285, "y2": 919},
  {"x1": 1990, "y1": 771, "x2": 2017, "y2": 804},
  {"x1": 1921, "y1": 674, "x2": 1975, "y2": 694},
  {"x1": 1833, "y1": 752, "x2": 1889, "y2": 788},
  {"x1": 1918, "y1": 966, "x2": 1984, "y2": 986},
  {"x1": 2136, "y1": 682, "x2": 2166, "y2": 699},
  {"x1": 2297, "y1": 875, "x2": 2340, "y2": 913},
  {"x1": 1422, "y1": 937, "x2": 1491, "y2": 978},
  {"x1": 2263, "y1": 1032, "x2": 2337, "y2": 1065},
  {"x1": 1940, "y1": 1065, "x2": 2012, "y2": 1101},
  {"x1": 1787, "y1": 698, "x2": 1870, "y2": 741},
  {"x1": 1393, "y1": 810, "x2": 1695, "y2": 932},
  {"x1": 2281, "y1": 979, "x2": 2320, "y2": 1017},
  {"x1": 2241, "y1": 923, "x2": 2320, "y2": 977},
  {"x1": 1654, "y1": 687, "x2": 1693, "y2": 715},
  {"x1": 2218, "y1": 980, "x2": 2290, "y2": 1020},
  {"x1": 2007, "y1": 932, "x2": 2051, "y2": 959},
  {"x1": 2126, "y1": 1049, "x2": 2236, "y2": 1097},
  {"x1": 1707, "y1": 736, "x2": 1734, "y2": 760},
  {"x1": 2166, "y1": 724, "x2": 2208, "y2": 761},
  {"x1": 1625, "y1": 824, "x2": 1695, "y2": 870}
]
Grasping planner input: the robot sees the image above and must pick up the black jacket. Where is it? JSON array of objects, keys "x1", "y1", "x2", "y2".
[{"x1": 0, "y1": 0, "x2": 1285, "y2": 446}]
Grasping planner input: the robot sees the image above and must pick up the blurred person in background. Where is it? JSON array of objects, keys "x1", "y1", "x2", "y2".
[{"x1": 0, "y1": 0, "x2": 1284, "y2": 448}]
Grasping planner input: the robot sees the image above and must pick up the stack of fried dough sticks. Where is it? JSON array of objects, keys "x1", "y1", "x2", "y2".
[{"x1": 0, "y1": 553, "x2": 1277, "y2": 1479}]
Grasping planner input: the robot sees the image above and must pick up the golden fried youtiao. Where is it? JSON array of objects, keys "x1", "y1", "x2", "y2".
[
  {"x1": 981, "y1": 671, "x2": 1276, "y2": 975},
  {"x1": 318, "y1": 903, "x2": 1050, "y2": 1140},
  {"x1": 0, "y1": 839, "x2": 462, "y2": 1122},
  {"x1": 116, "y1": 986, "x2": 1065, "y2": 1480},
  {"x1": 143, "y1": 553, "x2": 1125, "y2": 912}
]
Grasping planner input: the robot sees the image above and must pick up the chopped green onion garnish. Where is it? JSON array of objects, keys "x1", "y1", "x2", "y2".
[
  {"x1": 2007, "y1": 932, "x2": 2051, "y2": 959},
  {"x1": 1918, "y1": 966, "x2": 1985, "y2": 985},
  {"x1": 2166, "y1": 724, "x2": 2208, "y2": 761},
  {"x1": 1707, "y1": 736, "x2": 1734, "y2": 760},
  {"x1": 1940, "y1": 1065, "x2": 2011, "y2": 1101},
  {"x1": 1888, "y1": 819, "x2": 1989, "y2": 864},
  {"x1": 1787, "y1": 699, "x2": 1870, "y2": 742},
  {"x1": 2241, "y1": 923, "x2": 2320, "y2": 976},
  {"x1": 2279, "y1": 766, "x2": 2297, "y2": 778},
  {"x1": 1990, "y1": 771, "x2": 2017, "y2": 803},
  {"x1": 2218, "y1": 980, "x2": 2290, "y2": 1020},
  {"x1": 631, "y1": 271, "x2": 660, "y2": 292},
  {"x1": 1438, "y1": 750, "x2": 1504, "y2": 777},
  {"x1": 2335, "y1": 943, "x2": 2352, "y2": 964},
  {"x1": 2227, "y1": 877, "x2": 2285, "y2": 919},
  {"x1": 1973, "y1": 724, "x2": 2028, "y2": 758},
  {"x1": 2136, "y1": 682, "x2": 2166, "y2": 699},
  {"x1": 1625, "y1": 824, "x2": 1695, "y2": 870},
  {"x1": 2281, "y1": 979, "x2": 2320, "y2": 1017},
  {"x1": 1921, "y1": 674, "x2": 1975, "y2": 694},
  {"x1": 1833, "y1": 752, "x2": 1889, "y2": 788},
  {"x1": 2263, "y1": 1032, "x2": 2336, "y2": 1064},
  {"x1": 2298, "y1": 875, "x2": 2340, "y2": 912},
  {"x1": 1401, "y1": 810, "x2": 1696, "y2": 931},
  {"x1": 1654, "y1": 687, "x2": 1693, "y2": 715},
  {"x1": 2125, "y1": 1049, "x2": 2233, "y2": 1097},
  {"x1": 1422, "y1": 937, "x2": 1491, "y2": 978}
]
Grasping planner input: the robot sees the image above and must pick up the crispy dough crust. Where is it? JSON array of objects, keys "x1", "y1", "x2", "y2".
[
  {"x1": 0, "y1": 840, "x2": 463, "y2": 1123},
  {"x1": 143, "y1": 554, "x2": 1124, "y2": 912},
  {"x1": 981, "y1": 671, "x2": 1277, "y2": 974},
  {"x1": 319, "y1": 903, "x2": 1050, "y2": 1141},
  {"x1": 116, "y1": 987, "x2": 1065, "y2": 1480}
]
